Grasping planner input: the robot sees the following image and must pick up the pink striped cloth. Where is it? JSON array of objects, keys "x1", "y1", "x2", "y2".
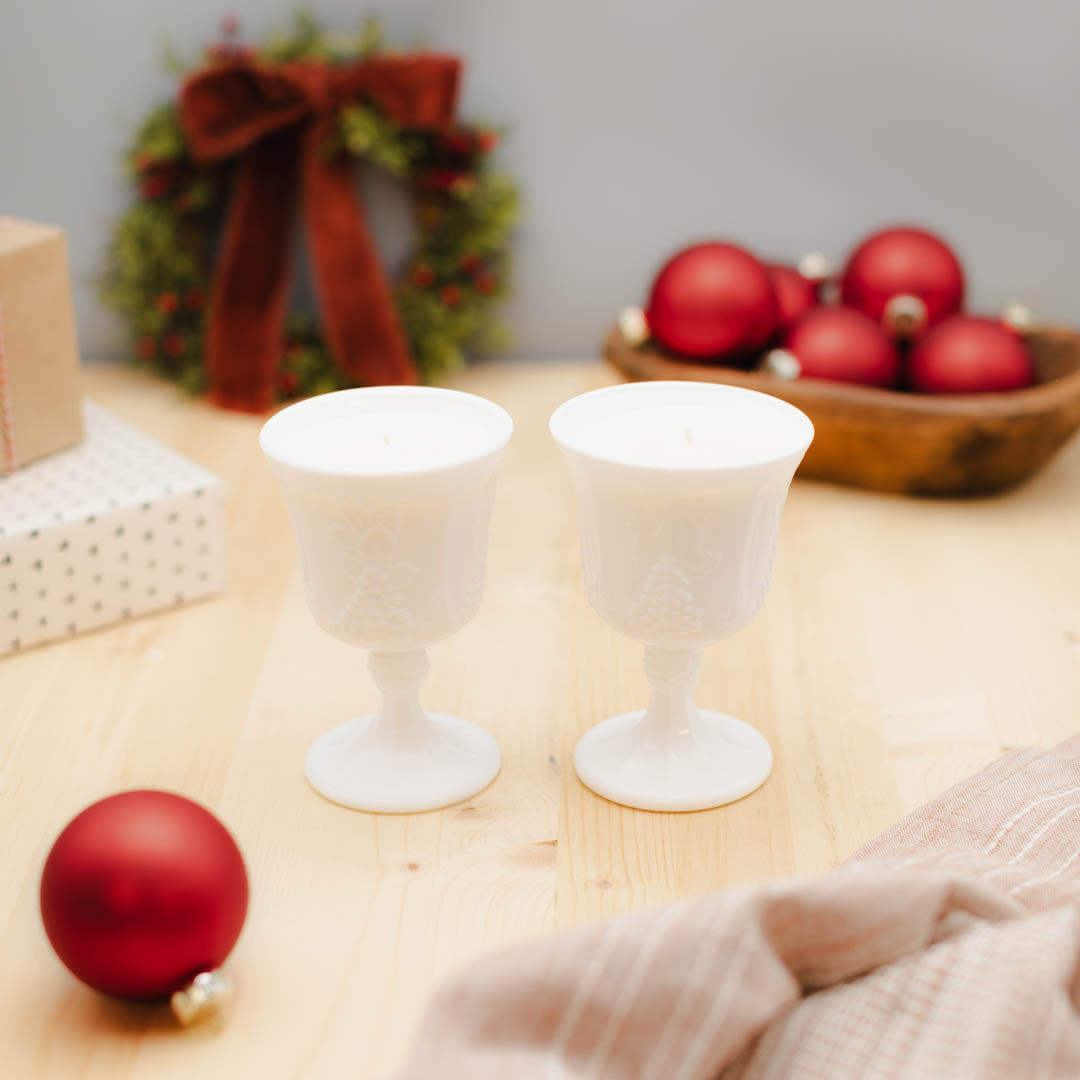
[{"x1": 398, "y1": 738, "x2": 1080, "y2": 1079}]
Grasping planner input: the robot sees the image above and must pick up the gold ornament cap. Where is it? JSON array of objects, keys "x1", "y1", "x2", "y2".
[
  {"x1": 797, "y1": 251, "x2": 832, "y2": 283},
  {"x1": 1002, "y1": 302, "x2": 1037, "y2": 335},
  {"x1": 883, "y1": 294, "x2": 928, "y2": 339},
  {"x1": 617, "y1": 306, "x2": 649, "y2": 346},
  {"x1": 762, "y1": 349, "x2": 801, "y2": 380},
  {"x1": 171, "y1": 969, "x2": 234, "y2": 1026}
]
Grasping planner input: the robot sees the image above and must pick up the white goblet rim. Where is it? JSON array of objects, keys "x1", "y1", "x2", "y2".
[
  {"x1": 259, "y1": 385, "x2": 514, "y2": 478},
  {"x1": 549, "y1": 380, "x2": 814, "y2": 473}
]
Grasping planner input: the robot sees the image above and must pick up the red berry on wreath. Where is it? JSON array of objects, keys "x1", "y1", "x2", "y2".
[
  {"x1": 427, "y1": 168, "x2": 458, "y2": 190},
  {"x1": 458, "y1": 251, "x2": 481, "y2": 273},
  {"x1": 276, "y1": 370, "x2": 299, "y2": 395},
  {"x1": 841, "y1": 226, "x2": 965, "y2": 336},
  {"x1": 443, "y1": 130, "x2": 474, "y2": 155},
  {"x1": 647, "y1": 242, "x2": 777, "y2": 360},
  {"x1": 40, "y1": 791, "x2": 248, "y2": 1016},
  {"x1": 767, "y1": 264, "x2": 818, "y2": 335},
  {"x1": 133, "y1": 151, "x2": 154, "y2": 173},
  {"x1": 440, "y1": 284, "x2": 463, "y2": 306},
  {"x1": 221, "y1": 14, "x2": 239, "y2": 36},
  {"x1": 450, "y1": 175, "x2": 477, "y2": 197},
  {"x1": 137, "y1": 336, "x2": 157, "y2": 360},
  {"x1": 156, "y1": 292, "x2": 179, "y2": 314},
  {"x1": 164, "y1": 333, "x2": 186, "y2": 357},
  {"x1": 140, "y1": 174, "x2": 171, "y2": 200},
  {"x1": 474, "y1": 270, "x2": 496, "y2": 295},
  {"x1": 478, "y1": 130, "x2": 498, "y2": 154},
  {"x1": 184, "y1": 288, "x2": 204, "y2": 310},
  {"x1": 782, "y1": 306, "x2": 900, "y2": 387},
  {"x1": 908, "y1": 315, "x2": 1034, "y2": 394},
  {"x1": 411, "y1": 264, "x2": 435, "y2": 288}
]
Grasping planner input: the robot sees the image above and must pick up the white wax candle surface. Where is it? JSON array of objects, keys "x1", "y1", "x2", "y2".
[
  {"x1": 573, "y1": 404, "x2": 801, "y2": 467},
  {"x1": 274, "y1": 410, "x2": 493, "y2": 473}
]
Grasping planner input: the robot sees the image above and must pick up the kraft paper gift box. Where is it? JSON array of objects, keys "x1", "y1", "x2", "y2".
[
  {"x1": 0, "y1": 219, "x2": 84, "y2": 472},
  {"x1": 0, "y1": 403, "x2": 225, "y2": 656}
]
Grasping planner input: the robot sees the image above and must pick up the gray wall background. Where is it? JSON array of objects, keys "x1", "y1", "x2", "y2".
[{"x1": 2, "y1": 0, "x2": 1078, "y2": 361}]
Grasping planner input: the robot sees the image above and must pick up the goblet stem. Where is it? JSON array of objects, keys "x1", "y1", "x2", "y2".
[
  {"x1": 366, "y1": 649, "x2": 433, "y2": 752},
  {"x1": 571, "y1": 643, "x2": 772, "y2": 811},
  {"x1": 302, "y1": 647, "x2": 501, "y2": 813},
  {"x1": 639, "y1": 645, "x2": 703, "y2": 756}
]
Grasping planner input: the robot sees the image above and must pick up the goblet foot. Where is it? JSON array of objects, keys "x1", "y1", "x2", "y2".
[
  {"x1": 573, "y1": 709, "x2": 772, "y2": 812},
  {"x1": 305, "y1": 713, "x2": 501, "y2": 813}
]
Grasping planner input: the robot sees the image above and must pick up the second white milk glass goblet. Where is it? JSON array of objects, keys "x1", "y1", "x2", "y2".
[
  {"x1": 260, "y1": 386, "x2": 513, "y2": 813},
  {"x1": 551, "y1": 381, "x2": 813, "y2": 812}
]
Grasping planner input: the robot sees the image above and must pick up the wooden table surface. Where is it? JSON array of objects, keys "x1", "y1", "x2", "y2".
[{"x1": 5, "y1": 360, "x2": 1080, "y2": 1078}]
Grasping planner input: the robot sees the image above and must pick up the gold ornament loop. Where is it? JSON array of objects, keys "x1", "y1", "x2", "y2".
[
  {"x1": 762, "y1": 349, "x2": 801, "y2": 380},
  {"x1": 1002, "y1": 302, "x2": 1037, "y2": 335},
  {"x1": 171, "y1": 969, "x2": 234, "y2": 1026},
  {"x1": 617, "y1": 306, "x2": 650, "y2": 347},
  {"x1": 796, "y1": 251, "x2": 832, "y2": 284},
  {"x1": 883, "y1": 294, "x2": 928, "y2": 339}
]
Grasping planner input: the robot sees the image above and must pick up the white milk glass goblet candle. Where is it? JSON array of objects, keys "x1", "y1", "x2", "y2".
[
  {"x1": 551, "y1": 381, "x2": 813, "y2": 812},
  {"x1": 260, "y1": 386, "x2": 513, "y2": 813}
]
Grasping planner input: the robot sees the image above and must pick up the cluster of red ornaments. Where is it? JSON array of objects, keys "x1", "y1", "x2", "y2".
[{"x1": 643, "y1": 227, "x2": 1034, "y2": 395}]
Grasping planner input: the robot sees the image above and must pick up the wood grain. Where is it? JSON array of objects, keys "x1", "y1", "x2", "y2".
[
  {"x1": 3, "y1": 360, "x2": 1080, "y2": 1078},
  {"x1": 606, "y1": 326, "x2": 1080, "y2": 495}
]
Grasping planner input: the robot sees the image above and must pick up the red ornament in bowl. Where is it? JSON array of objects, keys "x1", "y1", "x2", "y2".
[
  {"x1": 40, "y1": 790, "x2": 248, "y2": 1002},
  {"x1": 647, "y1": 242, "x2": 777, "y2": 360},
  {"x1": 782, "y1": 307, "x2": 901, "y2": 388},
  {"x1": 841, "y1": 226, "x2": 965, "y2": 335},
  {"x1": 909, "y1": 316, "x2": 1035, "y2": 394},
  {"x1": 767, "y1": 264, "x2": 819, "y2": 335}
]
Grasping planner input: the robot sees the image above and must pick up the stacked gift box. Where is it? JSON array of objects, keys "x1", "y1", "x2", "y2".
[{"x1": 0, "y1": 218, "x2": 225, "y2": 656}]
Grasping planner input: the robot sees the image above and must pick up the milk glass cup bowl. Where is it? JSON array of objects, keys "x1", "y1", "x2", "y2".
[
  {"x1": 551, "y1": 381, "x2": 813, "y2": 811},
  {"x1": 260, "y1": 386, "x2": 513, "y2": 813}
]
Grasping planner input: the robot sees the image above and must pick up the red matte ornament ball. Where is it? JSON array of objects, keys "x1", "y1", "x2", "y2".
[
  {"x1": 783, "y1": 306, "x2": 901, "y2": 388},
  {"x1": 908, "y1": 316, "x2": 1034, "y2": 394},
  {"x1": 841, "y1": 226, "x2": 965, "y2": 331},
  {"x1": 767, "y1": 264, "x2": 818, "y2": 335},
  {"x1": 40, "y1": 791, "x2": 248, "y2": 1000},
  {"x1": 647, "y1": 242, "x2": 777, "y2": 360}
]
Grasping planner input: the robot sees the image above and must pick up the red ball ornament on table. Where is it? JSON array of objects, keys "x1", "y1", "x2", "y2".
[
  {"x1": 767, "y1": 264, "x2": 819, "y2": 335},
  {"x1": 647, "y1": 242, "x2": 777, "y2": 360},
  {"x1": 781, "y1": 306, "x2": 901, "y2": 387},
  {"x1": 908, "y1": 316, "x2": 1034, "y2": 394},
  {"x1": 40, "y1": 791, "x2": 248, "y2": 1009},
  {"x1": 841, "y1": 226, "x2": 965, "y2": 336}
]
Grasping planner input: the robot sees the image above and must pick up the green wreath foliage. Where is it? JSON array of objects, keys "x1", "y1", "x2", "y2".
[{"x1": 102, "y1": 14, "x2": 518, "y2": 401}]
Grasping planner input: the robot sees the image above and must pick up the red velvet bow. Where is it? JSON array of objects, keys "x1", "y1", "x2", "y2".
[{"x1": 179, "y1": 55, "x2": 461, "y2": 411}]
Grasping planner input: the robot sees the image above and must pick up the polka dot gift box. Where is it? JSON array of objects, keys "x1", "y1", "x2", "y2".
[{"x1": 0, "y1": 403, "x2": 225, "y2": 655}]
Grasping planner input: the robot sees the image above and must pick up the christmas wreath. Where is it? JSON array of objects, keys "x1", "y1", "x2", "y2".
[{"x1": 102, "y1": 15, "x2": 518, "y2": 411}]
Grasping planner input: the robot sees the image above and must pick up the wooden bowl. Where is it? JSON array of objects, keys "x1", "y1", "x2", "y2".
[{"x1": 604, "y1": 326, "x2": 1080, "y2": 495}]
